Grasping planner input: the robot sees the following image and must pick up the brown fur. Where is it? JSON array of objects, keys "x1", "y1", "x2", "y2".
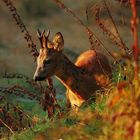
[
  {"x1": 55, "y1": 51, "x2": 111, "y2": 108},
  {"x1": 34, "y1": 31, "x2": 112, "y2": 109}
]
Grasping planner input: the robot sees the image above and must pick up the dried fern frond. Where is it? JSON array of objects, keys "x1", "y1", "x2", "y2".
[
  {"x1": 53, "y1": 0, "x2": 119, "y2": 64},
  {"x1": 2, "y1": 0, "x2": 39, "y2": 60},
  {"x1": 52, "y1": 0, "x2": 97, "y2": 49},
  {"x1": 0, "y1": 101, "x2": 33, "y2": 134},
  {"x1": 86, "y1": 0, "x2": 131, "y2": 55},
  {"x1": 115, "y1": 0, "x2": 140, "y2": 6}
]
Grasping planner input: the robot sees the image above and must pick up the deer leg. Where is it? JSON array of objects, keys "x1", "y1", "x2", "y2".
[{"x1": 66, "y1": 90, "x2": 71, "y2": 109}]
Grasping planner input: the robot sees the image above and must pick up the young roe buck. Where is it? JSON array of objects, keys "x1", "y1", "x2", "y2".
[{"x1": 33, "y1": 30, "x2": 112, "y2": 109}]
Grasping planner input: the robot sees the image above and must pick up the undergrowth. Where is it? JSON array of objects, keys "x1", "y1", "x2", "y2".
[
  {"x1": 8, "y1": 75, "x2": 140, "y2": 140},
  {"x1": 0, "y1": 63, "x2": 139, "y2": 140}
]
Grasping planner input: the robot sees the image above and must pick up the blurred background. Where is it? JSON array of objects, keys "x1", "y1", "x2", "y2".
[{"x1": 0, "y1": 0, "x2": 140, "y2": 79}]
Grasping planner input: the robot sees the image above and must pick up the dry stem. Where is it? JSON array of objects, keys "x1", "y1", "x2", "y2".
[{"x1": 130, "y1": 0, "x2": 139, "y2": 79}]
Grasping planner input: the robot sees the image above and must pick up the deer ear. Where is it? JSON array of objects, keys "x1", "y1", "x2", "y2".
[{"x1": 53, "y1": 32, "x2": 64, "y2": 51}]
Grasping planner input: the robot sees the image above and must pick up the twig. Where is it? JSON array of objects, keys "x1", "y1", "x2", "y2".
[
  {"x1": 0, "y1": 118, "x2": 14, "y2": 134},
  {"x1": 47, "y1": 78, "x2": 61, "y2": 109},
  {"x1": 8, "y1": 85, "x2": 41, "y2": 101},
  {"x1": 11, "y1": 104, "x2": 33, "y2": 120}
]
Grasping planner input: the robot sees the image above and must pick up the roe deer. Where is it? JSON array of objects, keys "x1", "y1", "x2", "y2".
[{"x1": 33, "y1": 30, "x2": 112, "y2": 109}]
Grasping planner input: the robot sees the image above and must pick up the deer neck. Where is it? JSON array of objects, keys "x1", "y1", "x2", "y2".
[
  {"x1": 55, "y1": 54, "x2": 81, "y2": 90},
  {"x1": 55, "y1": 53, "x2": 99, "y2": 99}
]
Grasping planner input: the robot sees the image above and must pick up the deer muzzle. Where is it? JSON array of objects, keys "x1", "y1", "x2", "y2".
[{"x1": 33, "y1": 68, "x2": 45, "y2": 81}]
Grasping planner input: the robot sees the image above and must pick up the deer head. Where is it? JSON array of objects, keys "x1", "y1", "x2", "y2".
[{"x1": 33, "y1": 30, "x2": 64, "y2": 81}]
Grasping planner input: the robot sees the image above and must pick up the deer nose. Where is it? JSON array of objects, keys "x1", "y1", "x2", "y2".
[
  {"x1": 33, "y1": 72, "x2": 41, "y2": 81},
  {"x1": 33, "y1": 74, "x2": 45, "y2": 81},
  {"x1": 33, "y1": 75, "x2": 39, "y2": 81}
]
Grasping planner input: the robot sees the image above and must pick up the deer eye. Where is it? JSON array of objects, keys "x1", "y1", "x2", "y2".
[{"x1": 44, "y1": 59, "x2": 51, "y2": 65}]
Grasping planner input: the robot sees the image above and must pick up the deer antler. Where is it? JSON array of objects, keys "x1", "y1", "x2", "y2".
[
  {"x1": 46, "y1": 30, "x2": 50, "y2": 38},
  {"x1": 37, "y1": 29, "x2": 50, "y2": 38},
  {"x1": 37, "y1": 29, "x2": 42, "y2": 38},
  {"x1": 37, "y1": 29, "x2": 44, "y2": 48},
  {"x1": 37, "y1": 29, "x2": 50, "y2": 49}
]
